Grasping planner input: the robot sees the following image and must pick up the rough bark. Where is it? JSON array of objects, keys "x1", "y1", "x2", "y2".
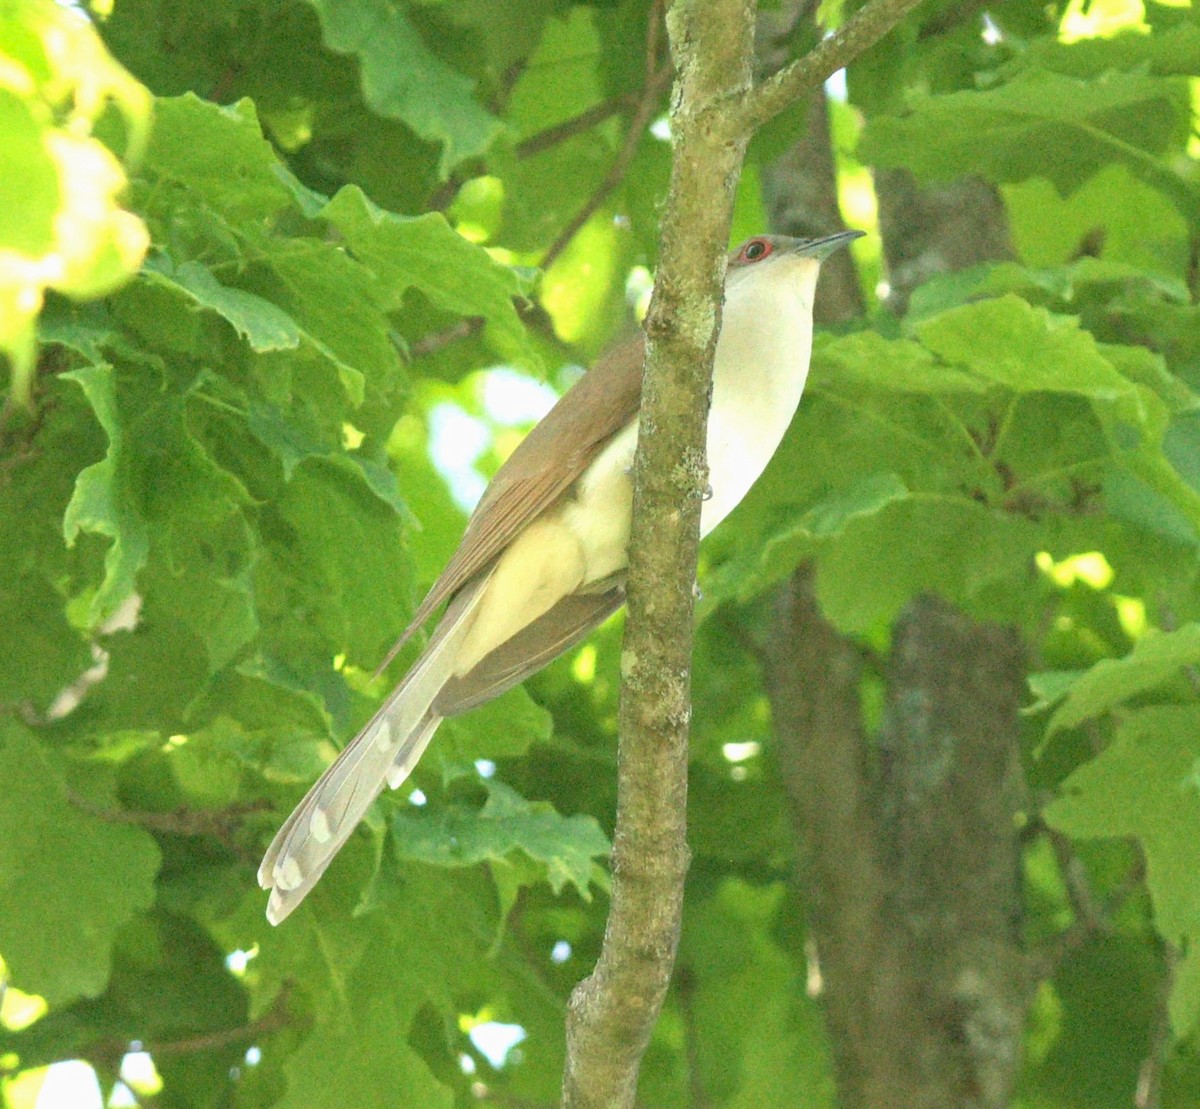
[
  {"x1": 766, "y1": 581, "x2": 1028, "y2": 1108},
  {"x1": 764, "y1": 570, "x2": 885, "y2": 1085},
  {"x1": 874, "y1": 597, "x2": 1028, "y2": 1108},
  {"x1": 562, "y1": 0, "x2": 937, "y2": 1103},
  {"x1": 756, "y1": 11, "x2": 1032, "y2": 1104},
  {"x1": 561, "y1": 0, "x2": 756, "y2": 1103},
  {"x1": 762, "y1": 92, "x2": 865, "y2": 322},
  {"x1": 875, "y1": 170, "x2": 1015, "y2": 316},
  {"x1": 755, "y1": 6, "x2": 864, "y2": 325}
]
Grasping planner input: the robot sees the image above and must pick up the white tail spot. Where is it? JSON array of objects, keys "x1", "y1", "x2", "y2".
[{"x1": 276, "y1": 857, "x2": 303, "y2": 892}]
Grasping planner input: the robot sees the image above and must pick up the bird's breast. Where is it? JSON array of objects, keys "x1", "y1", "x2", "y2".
[
  {"x1": 563, "y1": 276, "x2": 814, "y2": 576},
  {"x1": 701, "y1": 284, "x2": 813, "y2": 535}
]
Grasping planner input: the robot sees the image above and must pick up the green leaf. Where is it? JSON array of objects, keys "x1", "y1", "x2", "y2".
[
  {"x1": 142, "y1": 256, "x2": 302, "y2": 353},
  {"x1": 143, "y1": 95, "x2": 294, "y2": 222},
  {"x1": 267, "y1": 456, "x2": 414, "y2": 667},
  {"x1": 859, "y1": 68, "x2": 1197, "y2": 220},
  {"x1": 434, "y1": 685, "x2": 553, "y2": 766},
  {"x1": 1025, "y1": 669, "x2": 1086, "y2": 717},
  {"x1": 62, "y1": 362, "x2": 150, "y2": 625},
  {"x1": 1005, "y1": 164, "x2": 1191, "y2": 274},
  {"x1": 391, "y1": 780, "x2": 608, "y2": 899},
  {"x1": 1020, "y1": 936, "x2": 1168, "y2": 1107},
  {"x1": 0, "y1": 376, "x2": 97, "y2": 709},
  {"x1": 915, "y1": 295, "x2": 1143, "y2": 408},
  {"x1": 278, "y1": 996, "x2": 454, "y2": 1109},
  {"x1": 1045, "y1": 624, "x2": 1200, "y2": 735},
  {"x1": 1022, "y1": 18, "x2": 1200, "y2": 81},
  {"x1": 215, "y1": 862, "x2": 516, "y2": 1105},
  {"x1": 257, "y1": 240, "x2": 392, "y2": 407},
  {"x1": 486, "y1": 6, "x2": 612, "y2": 252},
  {"x1": 811, "y1": 330, "x2": 985, "y2": 395},
  {"x1": 0, "y1": 87, "x2": 57, "y2": 257},
  {"x1": 678, "y1": 880, "x2": 836, "y2": 1107},
  {"x1": 0, "y1": 578, "x2": 90, "y2": 711},
  {"x1": 0, "y1": 1, "x2": 150, "y2": 403},
  {"x1": 727, "y1": 472, "x2": 910, "y2": 604},
  {"x1": 322, "y1": 186, "x2": 529, "y2": 360},
  {"x1": 304, "y1": 0, "x2": 501, "y2": 177},
  {"x1": 244, "y1": 399, "x2": 340, "y2": 481},
  {"x1": 816, "y1": 494, "x2": 1040, "y2": 633},
  {"x1": 1101, "y1": 342, "x2": 1198, "y2": 418},
  {"x1": 191, "y1": 662, "x2": 335, "y2": 784},
  {"x1": 0, "y1": 724, "x2": 160, "y2": 1007},
  {"x1": 1045, "y1": 706, "x2": 1200, "y2": 1035}
]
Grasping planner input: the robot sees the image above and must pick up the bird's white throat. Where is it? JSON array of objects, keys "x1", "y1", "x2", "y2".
[
  {"x1": 559, "y1": 252, "x2": 820, "y2": 591},
  {"x1": 701, "y1": 254, "x2": 818, "y2": 532}
]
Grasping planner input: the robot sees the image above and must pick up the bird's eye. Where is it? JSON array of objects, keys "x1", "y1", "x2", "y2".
[{"x1": 741, "y1": 238, "x2": 772, "y2": 263}]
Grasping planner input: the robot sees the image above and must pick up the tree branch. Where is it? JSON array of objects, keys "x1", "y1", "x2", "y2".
[
  {"x1": 739, "y1": 0, "x2": 929, "y2": 133},
  {"x1": 561, "y1": 0, "x2": 934, "y2": 1103},
  {"x1": 515, "y1": 97, "x2": 635, "y2": 161},
  {"x1": 540, "y1": 59, "x2": 673, "y2": 271},
  {"x1": 1136, "y1": 942, "x2": 1177, "y2": 1109},
  {"x1": 560, "y1": 0, "x2": 756, "y2": 1102},
  {"x1": 764, "y1": 567, "x2": 885, "y2": 1092},
  {"x1": 65, "y1": 789, "x2": 269, "y2": 864}
]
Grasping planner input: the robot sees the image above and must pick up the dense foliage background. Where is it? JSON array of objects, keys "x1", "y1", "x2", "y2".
[{"x1": 2, "y1": 0, "x2": 1200, "y2": 1105}]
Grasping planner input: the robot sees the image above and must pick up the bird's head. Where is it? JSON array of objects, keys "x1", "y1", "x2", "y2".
[{"x1": 725, "y1": 230, "x2": 864, "y2": 300}]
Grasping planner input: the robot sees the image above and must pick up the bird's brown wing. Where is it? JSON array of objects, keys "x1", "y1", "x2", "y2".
[
  {"x1": 434, "y1": 586, "x2": 626, "y2": 715},
  {"x1": 375, "y1": 334, "x2": 644, "y2": 674}
]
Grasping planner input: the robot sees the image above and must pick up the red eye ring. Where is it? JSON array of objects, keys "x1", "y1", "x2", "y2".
[{"x1": 741, "y1": 238, "x2": 772, "y2": 263}]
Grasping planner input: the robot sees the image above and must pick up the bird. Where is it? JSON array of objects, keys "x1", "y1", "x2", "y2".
[{"x1": 259, "y1": 229, "x2": 864, "y2": 923}]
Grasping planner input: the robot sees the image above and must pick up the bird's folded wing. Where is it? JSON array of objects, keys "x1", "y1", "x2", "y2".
[
  {"x1": 435, "y1": 586, "x2": 626, "y2": 716},
  {"x1": 376, "y1": 335, "x2": 644, "y2": 674}
]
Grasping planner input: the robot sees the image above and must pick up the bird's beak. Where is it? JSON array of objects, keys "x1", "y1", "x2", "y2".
[{"x1": 791, "y1": 229, "x2": 865, "y2": 262}]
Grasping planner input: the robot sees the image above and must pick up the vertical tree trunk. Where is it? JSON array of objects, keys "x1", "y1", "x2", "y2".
[
  {"x1": 875, "y1": 169, "x2": 1015, "y2": 316},
  {"x1": 871, "y1": 597, "x2": 1028, "y2": 1107},
  {"x1": 756, "y1": 10, "x2": 1032, "y2": 1105}
]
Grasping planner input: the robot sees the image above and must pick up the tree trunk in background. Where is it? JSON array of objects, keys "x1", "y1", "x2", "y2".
[
  {"x1": 875, "y1": 169, "x2": 1015, "y2": 316},
  {"x1": 874, "y1": 597, "x2": 1028, "y2": 1106},
  {"x1": 755, "y1": 4, "x2": 863, "y2": 328},
  {"x1": 760, "y1": 88, "x2": 865, "y2": 325},
  {"x1": 755, "y1": 10, "x2": 1032, "y2": 1107}
]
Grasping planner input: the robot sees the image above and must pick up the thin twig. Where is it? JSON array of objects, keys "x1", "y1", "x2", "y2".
[
  {"x1": 0, "y1": 986, "x2": 297, "y2": 1079},
  {"x1": 208, "y1": 63, "x2": 242, "y2": 104},
  {"x1": 1158, "y1": 602, "x2": 1200, "y2": 694},
  {"x1": 424, "y1": 3, "x2": 668, "y2": 350},
  {"x1": 676, "y1": 966, "x2": 711, "y2": 1109},
  {"x1": 540, "y1": 58, "x2": 673, "y2": 272},
  {"x1": 1028, "y1": 823, "x2": 1147, "y2": 982},
  {"x1": 89, "y1": 985, "x2": 292, "y2": 1070},
  {"x1": 1136, "y1": 943, "x2": 1177, "y2": 1109},
  {"x1": 403, "y1": 300, "x2": 562, "y2": 362},
  {"x1": 739, "y1": 0, "x2": 930, "y2": 133},
  {"x1": 65, "y1": 789, "x2": 269, "y2": 862},
  {"x1": 430, "y1": 97, "x2": 636, "y2": 211},
  {"x1": 142, "y1": 1004, "x2": 290, "y2": 1057},
  {"x1": 644, "y1": 0, "x2": 665, "y2": 80},
  {"x1": 1048, "y1": 827, "x2": 1106, "y2": 934},
  {"x1": 515, "y1": 98, "x2": 636, "y2": 160},
  {"x1": 407, "y1": 317, "x2": 484, "y2": 358}
]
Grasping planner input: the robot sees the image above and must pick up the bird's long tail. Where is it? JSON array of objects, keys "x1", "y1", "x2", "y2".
[{"x1": 258, "y1": 573, "x2": 492, "y2": 924}]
